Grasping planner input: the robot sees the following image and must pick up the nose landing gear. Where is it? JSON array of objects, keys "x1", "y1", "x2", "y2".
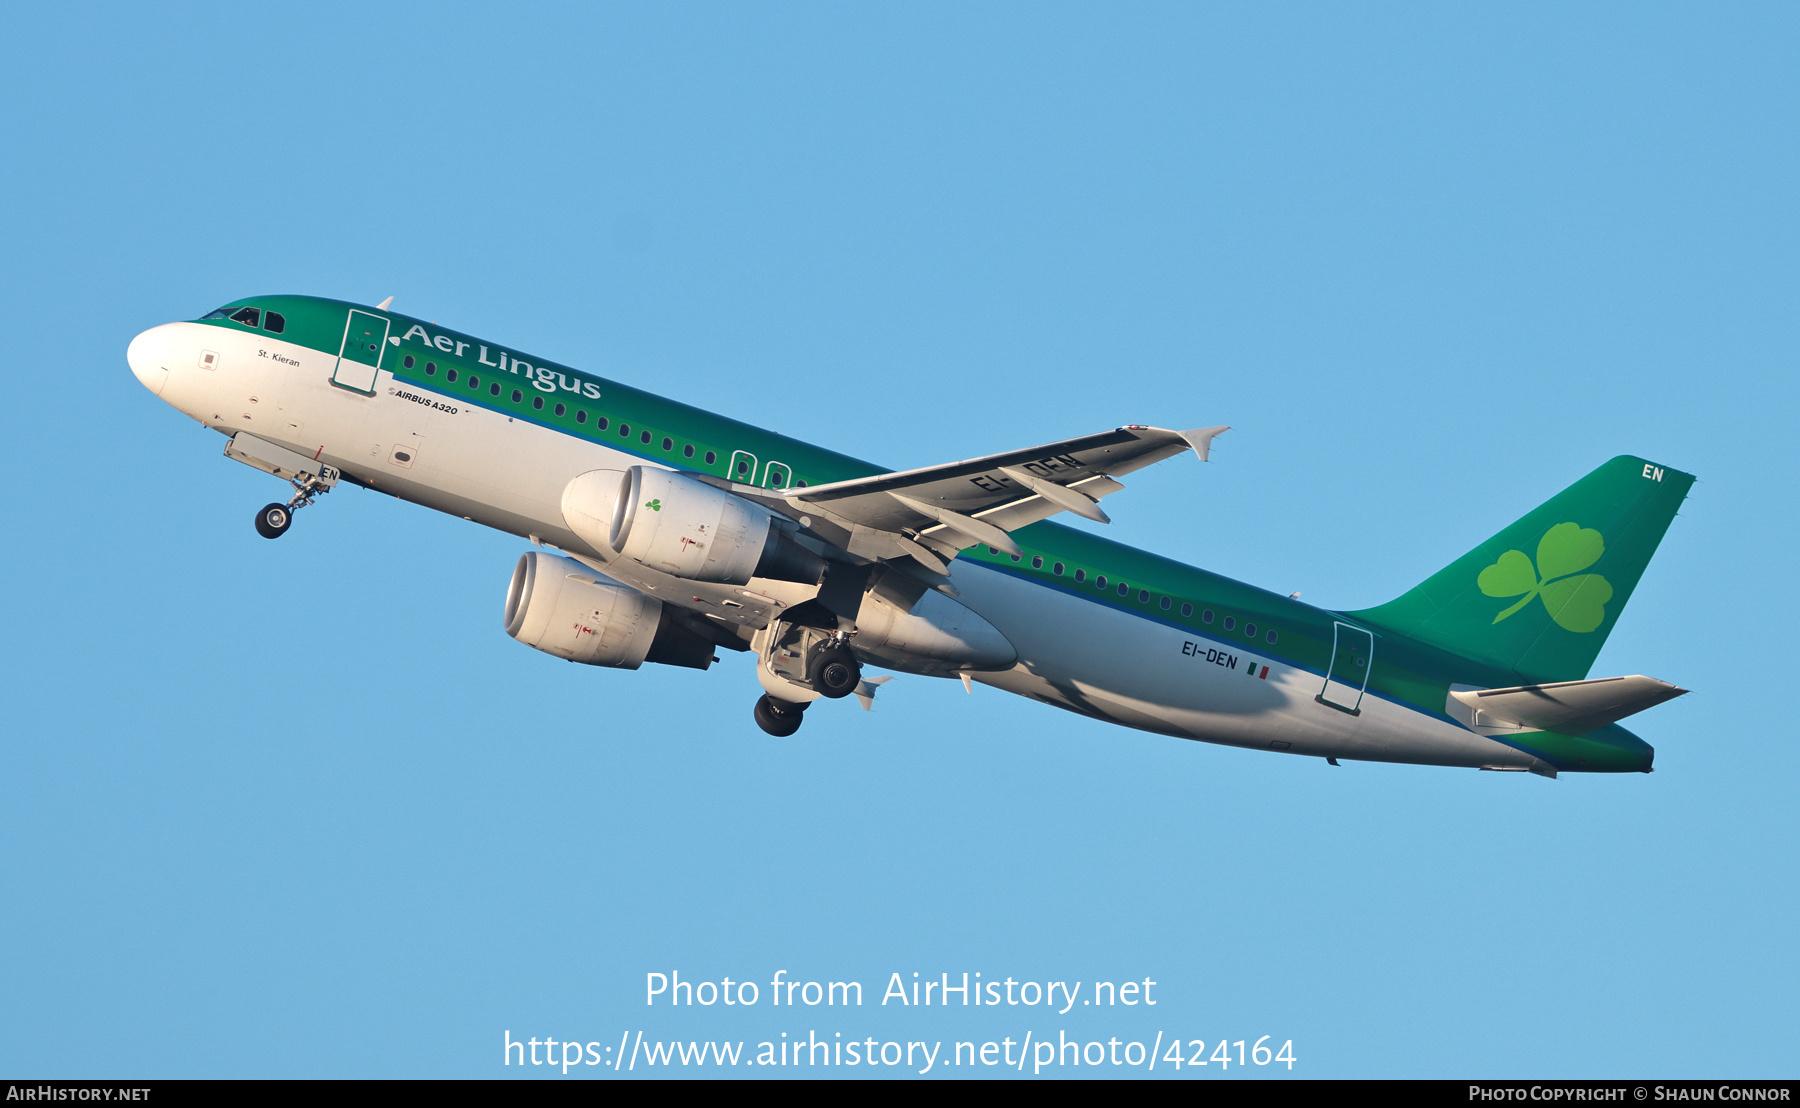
[
  {"x1": 224, "y1": 433, "x2": 339, "y2": 541},
  {"x1": 252, "y1": 470, "x2": 335, "y2": 540},
  {"x1": 254, "y1": 503, "x2": 293, "y2": 538}
]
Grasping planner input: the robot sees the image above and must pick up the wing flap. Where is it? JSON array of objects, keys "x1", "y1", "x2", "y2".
[
  {"x1": 791, "y1": 427, "x2": 1145, "y2": 502},
  {"x1": 778, "y1": 425, "x2": 1223, "y2": 571}
]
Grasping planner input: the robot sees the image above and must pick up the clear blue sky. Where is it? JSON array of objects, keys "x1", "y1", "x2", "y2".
[{"x1": 1, "y1": 2, "x2": 1794, "y2": 1079}]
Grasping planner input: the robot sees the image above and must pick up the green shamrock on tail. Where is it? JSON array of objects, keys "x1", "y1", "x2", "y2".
[
  {"x1": 1477, "y1": 522, "x2": 1614, "y2": 633},
  {"x1": 645, "y1": 499, "x2": 662, "y2": 511}
]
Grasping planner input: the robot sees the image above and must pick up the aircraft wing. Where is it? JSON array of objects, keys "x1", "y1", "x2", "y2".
[{"x1": 757, "y1": 424, "x2": 1227, "y2": 574}]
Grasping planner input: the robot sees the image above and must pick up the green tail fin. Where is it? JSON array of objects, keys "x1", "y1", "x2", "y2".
[{"x1": 1349, "y1": 455, "x2": 1694, "y2": 684}]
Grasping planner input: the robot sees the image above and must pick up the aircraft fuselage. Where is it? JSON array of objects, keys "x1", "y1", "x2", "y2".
[{"x1": 127, "y1": 296, "x2": 1666, "y2": 775}]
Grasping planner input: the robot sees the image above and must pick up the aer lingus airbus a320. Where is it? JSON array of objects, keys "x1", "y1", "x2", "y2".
[{"x1": 127, "y1": 296, "x2": 1693, "y2": 774}]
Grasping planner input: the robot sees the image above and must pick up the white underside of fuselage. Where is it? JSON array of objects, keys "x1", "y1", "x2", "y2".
[
  {"x1": 137, "y1": 321, "x2": 1535, "y2": 770},
  {"x1": 948, "y1": 563, "x2": 1536, "y2": 769}
]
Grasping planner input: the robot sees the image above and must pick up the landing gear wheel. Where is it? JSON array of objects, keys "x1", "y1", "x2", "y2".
[
  {"x1": 809, "y1": 648, "x2": 861, "y2": 699},
  {"x1": 753, "y1": 695, "x2": 806, "y2": 737},
  {"x1": 254, "y1": 503, "x2": 293, "y2": 539}
]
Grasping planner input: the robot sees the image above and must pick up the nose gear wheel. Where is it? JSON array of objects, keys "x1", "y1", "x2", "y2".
[
  {"x1": 254, "y1": 503, "x2": 292, "y2": 539},
  {"x1": 251, "y1": 468, "x2": 336, "y2": 539}
]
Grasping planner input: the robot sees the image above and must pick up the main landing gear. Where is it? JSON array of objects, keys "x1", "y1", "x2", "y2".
[
  {"x1": 808, "y1": 646, "x2": 861, "y2": 699},
  {"x1": 753, "y1": 694, "x2": 808, "y2": 737},
  {"x1": 253, "y1": 469, "x2": 336, "y2": 540},
  {"x1": 751, "y1": 619, "x2": 865, "y2": 736}
]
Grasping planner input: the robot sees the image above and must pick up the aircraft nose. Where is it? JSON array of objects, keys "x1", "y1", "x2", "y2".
[{"x1": 126, "y1": 325, "x2": 173, "y2": 396}]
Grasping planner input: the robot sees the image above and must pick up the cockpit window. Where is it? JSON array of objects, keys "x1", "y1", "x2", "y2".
[
  {"x1": 263, "y1": 311, "x2": 285, "y2": 334},
  {"x1": 200, "y1": 308, "x2": 231, "y2": 320},
  {"x1": 229, "y1": 307, "x2": 261, "y2": 327}
]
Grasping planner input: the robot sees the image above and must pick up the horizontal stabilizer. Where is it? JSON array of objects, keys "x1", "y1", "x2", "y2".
[{"x1": 1448, "y1": 675, "x2": 1686, "y2": 735}]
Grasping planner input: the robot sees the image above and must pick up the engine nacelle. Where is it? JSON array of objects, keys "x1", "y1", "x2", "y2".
[
  {"x1": 503, "y1": 552, "x2": 713, "y2": 669},
  {"x1": 561, "y1": 467, "x2": 824, "y2": 586},
  {"x1": 614, "y1": 466, "x2": 769, "y2": 582}
]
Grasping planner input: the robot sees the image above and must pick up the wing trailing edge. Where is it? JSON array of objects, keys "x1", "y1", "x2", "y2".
[{"x1": 766, "y1": 424, "x2": 1225, "y2": 575}]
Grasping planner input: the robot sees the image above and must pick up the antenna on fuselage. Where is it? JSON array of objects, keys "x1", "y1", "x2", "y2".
[{"x1": 376, "y1": 296, "x2": 394, "y2": 311}]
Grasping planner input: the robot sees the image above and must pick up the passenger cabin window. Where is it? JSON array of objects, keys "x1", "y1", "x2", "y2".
[
  {"x1": 229, "y1": 307, "x2": 260, "y2": 327},
  {"x1": 262, "y1": 311, "x2": 285, "y2": 334}
]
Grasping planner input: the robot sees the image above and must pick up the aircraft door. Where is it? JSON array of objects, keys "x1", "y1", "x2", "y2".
[
  {"x1": 1317, "y1": 621, "x2": 1374, "y2": 714},
  {"x1": 763, "y1": 461, "x2": 792, "y2": 489},
  {"x1": 728, "y1": 450, "x2": 757, "y2": 484},
  {"x1": 332, "y1": 310, "x2": 390, "y2": 394}
]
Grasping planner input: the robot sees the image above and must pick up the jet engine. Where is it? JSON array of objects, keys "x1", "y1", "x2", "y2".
[
  {"x1": 561, "y1": 467, "x2": 825, "y2": 585},
  {"x1": 503, "y1": 552, "x2": 715, "y2": 669}
]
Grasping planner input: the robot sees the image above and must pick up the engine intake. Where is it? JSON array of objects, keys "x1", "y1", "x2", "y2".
[
  {"x1": 561, "y1": 467, "x2": 825, "y2": 586},
  {"x1": 503, "y1": 552, "x2": 714, "y2": 669}
]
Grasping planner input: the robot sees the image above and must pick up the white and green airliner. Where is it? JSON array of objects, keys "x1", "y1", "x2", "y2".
[{"x1": 128, "y1": 295, "x2": 1692, "y2": 773}]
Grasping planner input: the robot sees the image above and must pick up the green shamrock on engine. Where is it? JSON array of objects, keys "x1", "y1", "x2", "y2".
[
  {"x1": 1477, "y1": 522, "x2": 1614, "y2": 633},
  {"x1": 645, "y1": 498, "x2": 662, "y2": 512}
]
